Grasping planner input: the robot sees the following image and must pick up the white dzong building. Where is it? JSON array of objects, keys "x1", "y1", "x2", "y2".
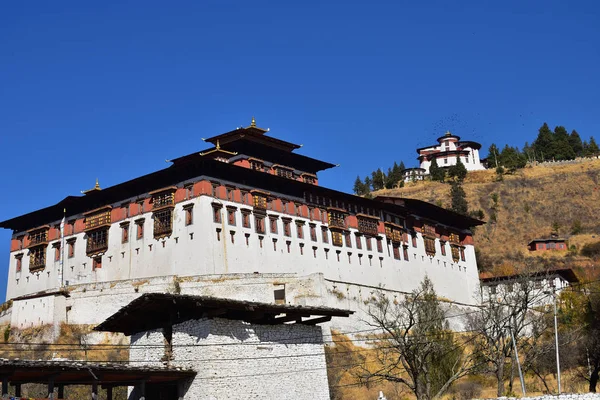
[
  {"x1": 418, "y1": 131, "x2": 485, "y2": 174},
  {"x1": 0, "y1": 119, "x2": 484, "y2": 333}
]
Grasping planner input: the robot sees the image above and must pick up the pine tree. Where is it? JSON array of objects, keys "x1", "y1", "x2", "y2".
[
  {"x1": 353, "y1": 176, "x2": 366, "y2": 196},
  {"x1": 488, "y1": 144, "x2": 500, "y2": 168},
  {"x1": 585, "y1": 136, "x2": 600, "y2": 156},
  {"x1": 399, "y1": 161, "x2": 406, "y2": 171},
  {"x1": 450, "y1": 182, "x2": 468, "y2": 215},
  {"x1": 448, "y1": 158, "x2": 467, "y2": 182},
  {"x1": 371, "y1": 169, "x2": 385, "y2": 191},
  {"x1": 429, "y1": 158, "x2": 445, "y2": 182},
  {"x1": 569, "y1": 130, "x2": 584, "y2": 157},
  {"x1": 533, "y1": 123, "x2": 555, "y2": 161},
  {"x1": 498, "y1": 145, "x2": 526, "y2": 172},
  {"x1": 552, "y1": 126, "x2": 575, "y2": 160},
  {"x1": 385, "y1": 167, "x2": 395, "y2": 189},
  {"x1": 363, "y1": 176, "x2": 373, "y2": 192}
]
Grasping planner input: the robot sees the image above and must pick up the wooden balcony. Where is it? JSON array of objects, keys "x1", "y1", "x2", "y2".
[
  {"x1": 357, "y1": 214, "x2": 379, "y2": 236},
  {"x1": 84, "y1": 207, "x2": 112, "y2": 232},
  {"x1": 29, "y1": 256, "x2": 46, "y2": 272}
]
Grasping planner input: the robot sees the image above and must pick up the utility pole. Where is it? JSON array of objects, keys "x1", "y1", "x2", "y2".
[
  {"x1": 545, "y1": 287, "x2": 562, "y2": 394},
  {"x1": 552, "y1": 289, "x2": 562, "y2": 394},
  {"x1": 509, "y1": 324, "x2": 526, "y2": 396}
]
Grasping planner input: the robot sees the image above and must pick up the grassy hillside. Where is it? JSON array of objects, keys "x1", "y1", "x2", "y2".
[{"x1": 374, "y1": 159, "x2": 600, "y2": 275}]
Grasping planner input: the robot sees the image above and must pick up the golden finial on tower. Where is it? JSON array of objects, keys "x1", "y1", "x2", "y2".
[
  {"x1": 251, "y1": 116, "x2": 256, "y2": 127},
  {"x1": 216, "y1": 140, "x2": 221, "y2": 150},
  {"x1": 445, "y1": 130, "x2": 452, "y2": 136},
  {"x1": 82, "y1": 178, "x2": 102, "y2": 194}
]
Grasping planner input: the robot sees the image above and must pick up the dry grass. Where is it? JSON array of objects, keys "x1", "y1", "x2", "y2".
[{"x1": 375, "y1": 159, "x2": 600, "y2": 274}]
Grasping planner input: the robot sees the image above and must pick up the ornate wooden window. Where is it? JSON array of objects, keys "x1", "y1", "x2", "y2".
[
  {"x1": 87, "y1": 228, "x2": 108, "y2": 256},
  {"x1": 275, "y1": 165, "x2": 294, "y2": 179},
  {"x1": 251, "y1": 190, "x2": 268, "y2": 210},
  {"x1": 451, "y1": 245, "x2": 460, "y2": 262},
  {"x1": 376, "y1": 237, "x2": 383, "y2": 253},
  {"x1": 357, "y1": 214, "x2": 379, "y2": 236},
  {"x1": 440, "y1": 240, "x2": 446, "y2": 256},
  {"x1": 84, "y1": 207, "x2": 111, "y2": 231},
  {"x1": 384, "y1": 222, "x2": 403, "y2": 244},
  {"x1": 327, "y1": 208, "x2": 347, "y2": 229},
  {"x1": 153, "y1": 209, "x2": 173, "y2": 239},
  {"x1": 460, "y1": 247, "x2": 466, "y2": 262},
  {"x1": 424, "y1": 237, "x2": 436, "y2": 256},
  {"x1": 366, "y1": 237, "x2": 372, "y2": 251},
  {"x1": 423, "y1": 224, "x2": 436, "y2": 237},
  {"x1": 301, "y1": 173, "x2": 316, "y2": 184},
  {"x1": 332, "y1": 231, "x2": 343, "y2": 247},
  {"x1": 449, "y1": 232, "x2": 461, "y2": 244},
  {"x1": 403, "y1": 245, "x2": 409, "y2": 260},
  {"x1": 355, "y1": 233, "x2": 362, "y2": 249},
  {"x1": 151, "y1": 188, "x2": 175, "y2": 210},
  {"x1": 29, "y1": 246, "x2": 46, "y2": 272},
  {"x1": 28, "y1": 227, "x2": 49, "y2": 248},
  {"x1": 249, "y1": 158, "x2": 264, "y2": 171}
]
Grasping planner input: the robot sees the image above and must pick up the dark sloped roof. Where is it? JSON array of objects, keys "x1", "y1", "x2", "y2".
[
  {"x1": 0, "y1": 359, "x2": 194, "y2": 385},
  {"x1": 171, "y1": 137, "x2": 336, "y2": 173},
  {"x1": 528, "y1": 237, "x2": 568, "y2": 245},
  {"x1": 1, "y1": 157, "x2": 482, "y2": 232},
  {"x1": 204, "y1": 126, "x2": 301, "y2": 152},
  {"x1": 94, "y1": 293, "x2": 353, "y2": 336},
  {"x1": 373, "y1": 196, "x2": 485, "y2": 229},
  {"x1": 479, "y1": 268, "x2": 579, "y2": 284}
]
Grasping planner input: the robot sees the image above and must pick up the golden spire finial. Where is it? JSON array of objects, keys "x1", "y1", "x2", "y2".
[
  {"x1": 81, "y1": 178, "x2": 102, "y2": 194},
  {"x1": 251, "y1": 116, "x2": 256, "y2": 127},
  {"x1": 95, "y1": 178, "x2": 100, "y2": 190},
  {"x1": 216, "y1": 140, "x2": 221, "y2": 150},
  {"x1": 445, "y1": 130, "x2": 452, "y2": 136}
]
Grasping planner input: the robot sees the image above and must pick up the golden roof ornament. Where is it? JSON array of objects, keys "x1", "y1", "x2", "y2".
[
  {"x1": 251, "y1": 116, "x2": 256, "y2": 127},
  {"x1": 445, "y1": 131, "x2": 452, "y2": 136},
  {"x1": 82, "y1": 178, "x2": 102, "y2": 194}
]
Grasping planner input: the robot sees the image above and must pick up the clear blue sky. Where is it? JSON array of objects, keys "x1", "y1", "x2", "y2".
[{"x1": 1, "y1": 1, "x2": 599, "y2": 300}]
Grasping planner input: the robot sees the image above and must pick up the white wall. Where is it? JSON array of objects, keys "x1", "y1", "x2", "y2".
[
  {"x1": 130, "y1": 318, "x2": 330, "y2": 400},
  {"x1": 6, "y1": 194, "x2": 481, "y2": 308}
]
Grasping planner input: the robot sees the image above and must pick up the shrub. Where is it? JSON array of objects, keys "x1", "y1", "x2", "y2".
[{"x1": 581, "y1": 241, "x2": 600, "y2": 258}]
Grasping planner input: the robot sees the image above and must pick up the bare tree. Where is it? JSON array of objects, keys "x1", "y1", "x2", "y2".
[
  {"x1": 360, "y1": 277, "x2": 475, "y2": 400},
  {"x1": 466, "y1": 272, "x2": 551, "y2": 396}
]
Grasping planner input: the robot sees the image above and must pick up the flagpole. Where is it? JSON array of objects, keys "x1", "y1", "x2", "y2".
[{"x1": 59, "y1": 208, "x2": 66, "y2": 288}]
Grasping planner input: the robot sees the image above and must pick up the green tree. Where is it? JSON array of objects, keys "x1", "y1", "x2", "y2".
[
  {"x1": 448, "y1": 158, "x2": 467, "y2": 182},
  {"x1": 498, "y1": 145, "x2": 527, "y2": 172},
  {"x1": 363, "y1": 176, "x2": 373, "y2": 192},
  {"x1": 429, "y1": 158, "x2": 445, "y2": 182},
  {"x1": 584, "y1": 136, "x2": 600, "y2": 157},
  {"x1": 569, "y1": 130, "x2": 584, "y2": 157},
  {"x1": 385, "y1": 167, "x2": 395, "y2": 189},
  {"x1": 353, "y1": 176, "x2": 368, "y2": 196},
  {"x1": 533, "y1": 122, "x2": 555, "y2": 161},
  {"x1": 450, "y1": 182, "x2": 468, "y2": 215},
  {"x1": 552, "y1": 126, "x2": 576, "y2": 160},
  {"x1": 362, "y1": 277, "x2": 475, "y2": 400},
  {"x1": 372, "y1": 168, "x2": 386, "y2": 191},
  {"x1": 488, "y1": 144, "x2": 500, "y2": 168}
]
